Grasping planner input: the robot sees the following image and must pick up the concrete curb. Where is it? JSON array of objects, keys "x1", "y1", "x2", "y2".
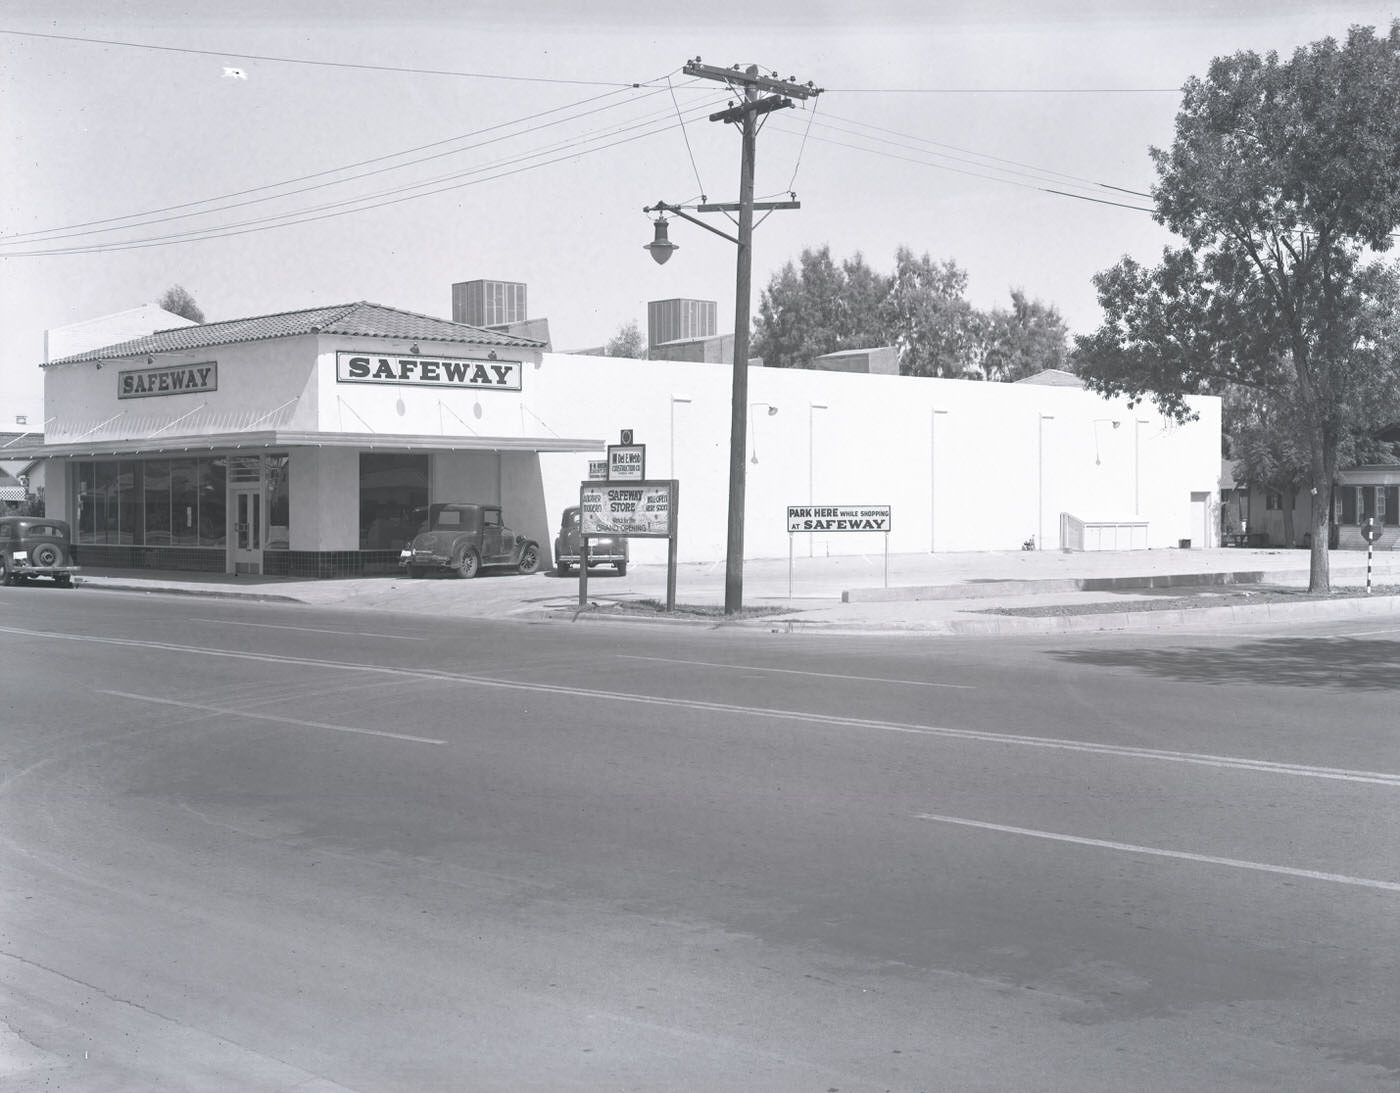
[
  {"x1": 844, "y1": 569, "x2": 1283, "y2": 603},
  {"x1": 75, "y1": 578, "x2": 305, "y2": 605},
  {"x1": 766, "y1": 592, "x2": 1400, "y2": 636}
]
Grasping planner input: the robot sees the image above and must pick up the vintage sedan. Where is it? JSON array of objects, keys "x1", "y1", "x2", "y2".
[
  {"x1": 399, "y1": 502, "x2": 540, "y2": 579},
  {"x1": 554, "y1": 505, "x2": 628, "y2": 576},
  {"x1": 0, "y1": 516, "x2": 80, "y2": 587}
]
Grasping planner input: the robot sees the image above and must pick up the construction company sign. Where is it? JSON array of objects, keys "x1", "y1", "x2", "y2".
[
  {"x1": 581, "y1": 481, "x2": 674, "y2": 537},
  {"x1": 787, "y1": 505, "x2": 891, "y2": 533},
  {"x1": 335, "y1": 351, "x2": 522, "y2": 391},
  {"x1": 118, "y1": 361, "x2": 218, "y2": 399}
]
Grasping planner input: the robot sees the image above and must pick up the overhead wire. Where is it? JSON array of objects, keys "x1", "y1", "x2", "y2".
[
  {"x1": 0, "y1": 28, "x2": 660, "y2": 88},
  {"x1": 2, "y1": 84, "x2": 661, "y2": 243},
  {"x1": 3, "y1": 85, "x2": 703, "y2": 248},
  {"x1": 1, "y1": 96, "x2": 732, "y2": 256},
  {"x1": 766, "y1": 115, "x2": 1156, "y2": 212}
]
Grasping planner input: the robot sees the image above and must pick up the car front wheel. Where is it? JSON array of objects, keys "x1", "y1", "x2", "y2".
[
  {"x1": 517, "y1": 543, "x2": 540, "y2": 575},
  {"x1": 455, "y1": 549, "x2": 480, "y2": 579},
  {"x1": 0, "y1": 558, "x2": 10, "y2": 586},
  {"x1": 615, "y1": 561, "x2": 627, "y2": 576}
]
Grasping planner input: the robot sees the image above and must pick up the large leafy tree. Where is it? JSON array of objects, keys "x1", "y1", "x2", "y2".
[
  {"x1": 752, "y1": 247, "x2": 889, "y2": 368},
  {"x1": 1076, "y1": 22, "x2": 1400, "y2": 590},
  {"x1": 983, "y1": 290, "x2": 1072, "y2": 382},
  {"x1": 879, "y1": 248, "x2": 985, "y2": 378},
  {"x1": 754, "y1": 247, "x2": 1068, "y2": 379}
]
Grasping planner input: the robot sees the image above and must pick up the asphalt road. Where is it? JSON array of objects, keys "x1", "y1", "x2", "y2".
[{"x1": 2, "y1": 585, "x2": 1397, "y2": 1091}]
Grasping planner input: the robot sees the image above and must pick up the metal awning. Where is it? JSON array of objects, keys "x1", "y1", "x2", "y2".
[{"x1": 2, "y1": 430, "x2": 605, "y2": 460}]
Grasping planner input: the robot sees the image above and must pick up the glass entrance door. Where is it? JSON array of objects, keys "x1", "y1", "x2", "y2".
[{"x1": 232, "y1": 487, "x2": 263, "y2": 574}]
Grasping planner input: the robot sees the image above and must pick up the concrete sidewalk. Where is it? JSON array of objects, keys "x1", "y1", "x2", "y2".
[{"x1": 66, "y1": 546, "x2": 1400, "y2": 636}]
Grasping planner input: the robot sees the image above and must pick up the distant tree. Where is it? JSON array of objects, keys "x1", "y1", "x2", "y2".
[
  {"x1": 159, "y1": 284, "x2": 205, "y2": 323},
  {"x1": 753, "y1": 246, "x2": 891, "y2": 368},
  {"x1": 982, "y1": 290, "x2": 1071, "y2": 382},
  {"x1": 753, "y1": 246, "x2": 1070, "y2": 378},
  {"x1": 1076, "y1": 23, "x2": 1400, "y2": 591},
  {"x1": 604, "y1": 320, "x2": 646, "y2": 358},
  {"x1": 878, "y1": 248, "x2": 985, "y2": 378}
]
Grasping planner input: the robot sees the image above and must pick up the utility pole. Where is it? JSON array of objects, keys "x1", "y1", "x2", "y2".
[{"x1": 683, "y1": 59, "x2": 820, "y2": 614}]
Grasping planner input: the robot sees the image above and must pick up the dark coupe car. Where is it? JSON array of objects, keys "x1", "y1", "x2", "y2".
[
  {"x1": 554, "y1": 505, "x2": 627, "y2": 576},
  {"x1": 399, "y1": 502, "x2": 540, "y2": 579},
  {"x1": 0, "y1": 516, "x2": 80, "y2": 587}
]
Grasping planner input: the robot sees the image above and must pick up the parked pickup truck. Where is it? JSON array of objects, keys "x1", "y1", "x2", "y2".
[{"x1": 399, "y1": 503, "x2": 540, "y2": 579}]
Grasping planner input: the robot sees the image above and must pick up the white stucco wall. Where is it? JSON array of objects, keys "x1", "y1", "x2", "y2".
[
  {"x1": 525, "y1": 355, "x2": 1222, "y2": 565},
  {"x1": 36, "y1": 328, "x2": 1220, "y2": 568},
  {"x1": 43, "y1": 335, "x2": 321, "y2": 443}
]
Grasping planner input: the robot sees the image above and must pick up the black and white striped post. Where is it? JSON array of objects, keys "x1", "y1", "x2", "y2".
[{"x1": 1361, "y1": 518, "x2": 1382, "y2": 592}]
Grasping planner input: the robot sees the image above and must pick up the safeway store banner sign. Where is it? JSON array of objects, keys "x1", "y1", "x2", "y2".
[
  {"x1": 336, "y1": 351, "x2": 522, "y2": 391},
  {"x1": 787, "y1": 505, "x2": 891, "y2": 532},
  {"x1": 581, "y1": 482, "x2": 674, "y2": 537}
]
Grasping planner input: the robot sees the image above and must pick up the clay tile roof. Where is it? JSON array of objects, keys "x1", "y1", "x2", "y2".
[{"x1": 44, "y1": 301, "x2": 544, "y2": 365}]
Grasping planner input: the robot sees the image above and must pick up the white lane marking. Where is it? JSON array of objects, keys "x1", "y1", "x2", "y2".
[
  {"x1": 6, "y1": 624, "x2": 1400, "y2": 787},
  {"x1": 193, "y1": 618, "x2": 424, "y2": 640},
  {"x1": 98, "y1": 690, "x2": 447, "y2": 745},
  {"x1": 1326, "y1": 627, "x2": 1400, "y2": 638},
  {"x1": 617, "y1": 654, "x2": 974, "y2": 689},
  {"x1": 915, "y1": 812, "x2": 1400, "y2": 893}
]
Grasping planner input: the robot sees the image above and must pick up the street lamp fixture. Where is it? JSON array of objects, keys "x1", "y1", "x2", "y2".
[{"x1": 644, "y1": 216, "x2": 679, "y2": 265}]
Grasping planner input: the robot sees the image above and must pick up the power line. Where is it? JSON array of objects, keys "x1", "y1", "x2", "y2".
[
  {"x1": 810, "y1": 111, "x2": 1154, "y2": 198},
  {"x1": 0, "y1": 103, "x2": 727, "y2": 256},
  {"x1": 0, "y1": 28, "x2": 655, "y2": 87},
  {"x1": 828, "y1": 85, "x2": 1180, "y2": 94},
  {"x1": 767, "y1": 123, "x2": 1156, "y2": 213},
  {"x1": 2, "y1": 85, "x2": 702, "y2": 246}
]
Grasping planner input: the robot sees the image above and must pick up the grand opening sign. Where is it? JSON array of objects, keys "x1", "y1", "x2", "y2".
[
  {"x1": 581, "y1": 481, "x2": 674, "y2": 537},
  {"x1": 787, "y1": 505, "x2": 891, "y2": 532}
]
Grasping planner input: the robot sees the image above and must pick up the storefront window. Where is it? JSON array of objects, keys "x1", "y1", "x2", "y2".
[
  {"x1": 266, "y1": 454, "x2": 290, "y2": 549},
  {"x1": 200, "y1": 457, "x2": 226, "y2": 547},
  {"x1": 144, "y1": 460, "x2": 172, "y2": 545},
  {"x1": 360, "y1": 453, "x2": 428, "y2": 550},
  {"x1": 117, "y1": 461, "x2": 143, "y2": 544},
  {"x1": 171, "y1": 459, "x2": 199, "y2": 545}
]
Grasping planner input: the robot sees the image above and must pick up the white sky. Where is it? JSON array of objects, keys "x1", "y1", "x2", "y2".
[{"x1": 2, "y1": 1, "x2": 1396, "y2": 422}]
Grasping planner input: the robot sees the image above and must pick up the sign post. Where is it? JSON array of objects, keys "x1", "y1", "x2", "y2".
[
  {"x1": 1361, "y1": 517, "x2": 1382, "y2": 592},
  {"x1": 580, "y1": 477, "x2": 680, "y2": 610},
  {"x1": 785, "y1": 505, "x2": 893, "y2": 596}
]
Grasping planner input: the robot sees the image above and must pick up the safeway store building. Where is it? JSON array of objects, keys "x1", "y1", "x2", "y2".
[{"x1": 18, "y1": 298, "x2": 1223, "y2": 577}]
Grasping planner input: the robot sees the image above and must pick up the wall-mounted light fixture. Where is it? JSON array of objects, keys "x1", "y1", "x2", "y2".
[
  {"x1": 409, "y1": 343, "x2": 420, "y2": 355},
  {"x1": 1092, "y1": 418, "x2": 1121, "y2": 465},
  {"x1": 669, "y1": 395, "x2": 692, "y2": 477},
  {"x1": 749, "y1": 402, "x2": 779, "y2": 463}
]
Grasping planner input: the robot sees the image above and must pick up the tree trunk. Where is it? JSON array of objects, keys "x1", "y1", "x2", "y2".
[
  {"x1": 1306, "y1": 433, "x2": 1333, "y2": 592},
  {"x1": 1308, "y1": 489, "x2": 1330, "y2": 592}
]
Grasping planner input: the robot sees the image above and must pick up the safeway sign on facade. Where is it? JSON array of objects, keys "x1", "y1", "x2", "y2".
[{"x1": 787, "y1": 505, "x2": 892, "y2": 532}]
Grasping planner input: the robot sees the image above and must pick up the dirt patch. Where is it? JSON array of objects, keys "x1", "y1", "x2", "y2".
[
  {"x1": 573, "y1": 599, "x2": 788, "y2": 621},
  {"x1": 981, "y1": 584, "x2": 1400, "y2": 618}
]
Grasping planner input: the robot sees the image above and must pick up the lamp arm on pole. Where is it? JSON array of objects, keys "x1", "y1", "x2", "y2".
[{"x1": 643, "y1": 202, "x2": 740, "y2": 245}]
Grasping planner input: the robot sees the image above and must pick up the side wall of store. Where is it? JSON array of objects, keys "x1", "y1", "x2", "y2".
[{"x1": 528, "y1": 355, "x2": 1222, "y2": 566}]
